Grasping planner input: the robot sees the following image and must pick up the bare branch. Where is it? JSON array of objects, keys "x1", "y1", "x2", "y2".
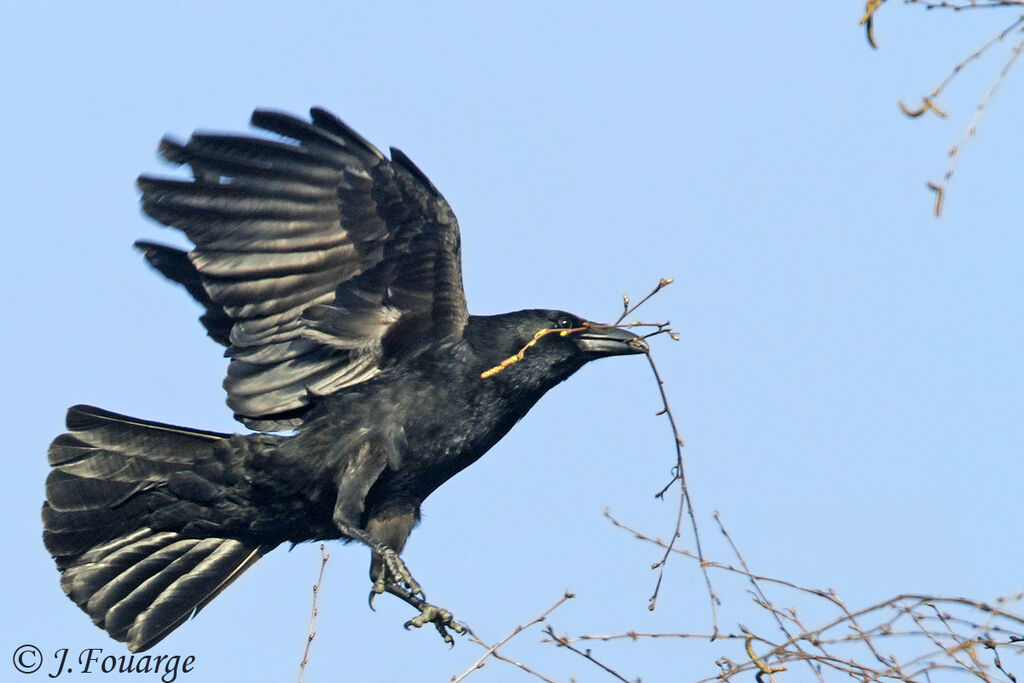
[
  {"x1": 453, "y1": 591, "x2": 575, "y2": 683},
  {"x1": 643, "y1": 351, "x2": 719, "y2": 638},
  {"x1": 614, "y1": 277, "x2": 674, "y2": 326},
  {"x1": 543, "y1": 624, "x2": 637, "y2": 682},
  {"x1": 297, "y1": 543, "x2": 329, "y2": 683},
  {"x1": 601, "y1": 509, "x2": 1024, "y2": 681},
  {"x1": 930, "y1": 27, "x2": 1024, "y2": 215}
]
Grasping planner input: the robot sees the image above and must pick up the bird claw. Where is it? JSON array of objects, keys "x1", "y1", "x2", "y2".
[
  {"x1": 372, "y1": 547, "x2": 424, "y2": 599},
  {"x1": 365, "y1": 547, "x2": 463, "y2": 645},
  {"x1": 403, "y1": 603, "x2": 466, "y2": 647}
]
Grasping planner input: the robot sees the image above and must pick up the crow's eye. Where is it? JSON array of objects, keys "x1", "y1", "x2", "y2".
[{"x1": 555, "y1": 316, "x2": 574, "y2": 329}]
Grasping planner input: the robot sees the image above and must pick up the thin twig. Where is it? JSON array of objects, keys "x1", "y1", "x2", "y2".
[
  {"x1": 615, "y1": 277, "x2": 674, "y2": 326},
  {"x1": 905, "y1": 0, "x2": 1024, "y2": 9},
  {"x1": 544, "y1": 625, "x2": 636, "y2": 682},
  {"x1": 926, "y1": 15, "x2": 1024, "y2": 104},
  {"x1": 297, "y1": 543, "x2": 329, "y2": 683},
  {"x1": 715, "y1": 512, "x2": 825, "y2": 682},
  {"x1": 644, "y1": 351, "x2": 719, "y2": 636},
  {"x1": 603, "y1": 510, "x2": 1024, "y2": 681},
  {"x1": 453, "y1": 591, "x2": 575, "y2": 683},
  {"x1": 931, "y1": 28, "x2": 1024, "y2": 215}
]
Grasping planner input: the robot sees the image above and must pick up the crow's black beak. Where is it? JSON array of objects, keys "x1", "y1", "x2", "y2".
[{"x1": 574, "y1": 325, "x2": 649, "y2": 357}]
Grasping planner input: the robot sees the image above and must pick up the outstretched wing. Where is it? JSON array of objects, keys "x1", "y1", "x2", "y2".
[{"x1": 138, "y1": 108, "x2": 467, "y2": 431}]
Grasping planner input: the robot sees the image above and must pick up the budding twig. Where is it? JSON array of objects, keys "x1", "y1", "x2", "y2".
[
  {"x1": 544, "y1": 624, "x2": 636, "y2": 682},
  {"x1": 298, "y1": 544, "x2": 329, "y2": 683},
  {"x1": 453, "y1": 591, "x2": 575, "y2": 683},
  {"x1": 603, "y1": 508, "x2": 1024, "y2": 682}
]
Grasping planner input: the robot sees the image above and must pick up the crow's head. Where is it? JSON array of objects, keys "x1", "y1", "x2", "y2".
[{"x1": 469, "y1": 309, "x2": 647, "y2": 391}]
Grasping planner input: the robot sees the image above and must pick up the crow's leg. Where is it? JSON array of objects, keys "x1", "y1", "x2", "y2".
[
  {"x1": 335, "y1": 513, "x2": 468, "y2": 645},
  {"x1": 333, "y1": 522, "x2": 423, "y2": 599},
  {"x1": 364, "y1": 511, "x2": 421, "y2": 601}
]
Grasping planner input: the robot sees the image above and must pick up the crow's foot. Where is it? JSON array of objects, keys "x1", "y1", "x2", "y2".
[
  {"x1": 364, "y1": 548, "x2": 468, "y2": 645},
  {"x1": 368, "y1": 548, "x2": 423, "y2": 609},
  {"x1": 404, "y1": 601, "x2": 466, "y2": 647}
]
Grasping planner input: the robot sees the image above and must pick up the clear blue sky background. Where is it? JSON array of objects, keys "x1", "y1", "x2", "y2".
[{"x1": 2, "y1": 3, "x2": 1021, "y2": 682}]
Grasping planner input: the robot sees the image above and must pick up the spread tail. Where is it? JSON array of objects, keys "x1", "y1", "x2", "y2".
[{"x1": 43, "y1": 405, "x2": 272, "y2": 651}]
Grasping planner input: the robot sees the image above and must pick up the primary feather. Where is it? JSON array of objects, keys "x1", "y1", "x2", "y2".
[{"x1": 139, "y1": 108, "x2": 466, "y2": 430}]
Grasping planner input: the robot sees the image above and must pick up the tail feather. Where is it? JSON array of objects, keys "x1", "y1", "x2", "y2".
[
  {"x1": 85, "y1": 537, "x2": 203, "y2": 627},
  {"x1": 44, "y1": 405, "x2": 273, "y2": 651},
  {"x1": 122, "y1": 538, "x2": 264, "y2": 649},
  {"x1": 71, "y1": 528, "x2": 155, "y2": 566},
  {"x1": 61, "y1": 404, "x2": 229, "y2": 452},
  {"x1": 61, "y1": 530, "x2": 178, "y2": 601},
  {"x1": 46, "y1": 470, "x2": 155, "y2": 511},
  {"x1": 43, "y1": 501, "x2": 153, "y2": 560},
  {"x1": 50, "y1": 442, "x2": 181, "y2": 481}
]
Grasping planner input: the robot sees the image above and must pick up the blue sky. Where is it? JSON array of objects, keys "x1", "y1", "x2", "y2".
[{"x1": 2, "y1": 3, "x2": 1021, "y2": 681}]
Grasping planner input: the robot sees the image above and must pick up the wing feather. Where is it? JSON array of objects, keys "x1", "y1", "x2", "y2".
[{"x1": 139, "y1": 108, "x2": 467, "y2": 430}]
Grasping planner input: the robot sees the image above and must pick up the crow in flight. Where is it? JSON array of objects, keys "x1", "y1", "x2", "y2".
[{"x1": 43, "y1": 108, "x2": 648, "y2": 652}]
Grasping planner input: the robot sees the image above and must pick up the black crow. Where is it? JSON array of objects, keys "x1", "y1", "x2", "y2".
[{"x1": 43, "y1": 108, "x2": 648, "y2": 652}]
